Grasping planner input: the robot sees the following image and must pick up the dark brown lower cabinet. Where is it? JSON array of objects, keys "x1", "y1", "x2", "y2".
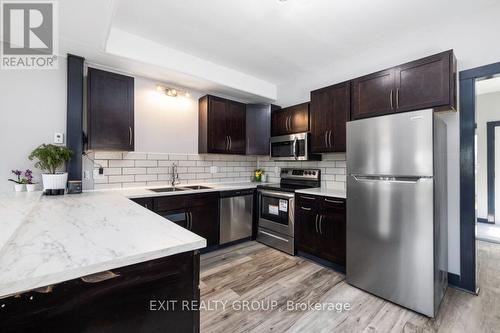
[
  {"x1": 295, "y1": 194, "x2": 346, "y2": 267},
  {"x1": 0, "y1": 251, "x2": 200, "y2": 333},
  {"x1": 153, "y1": 193, "x2": 220, "y2": 247}
]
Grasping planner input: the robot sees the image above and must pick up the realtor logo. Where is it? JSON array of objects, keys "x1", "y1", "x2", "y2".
[{"x1": 1, "y1": 1, "x2": 58, "y2": 69}]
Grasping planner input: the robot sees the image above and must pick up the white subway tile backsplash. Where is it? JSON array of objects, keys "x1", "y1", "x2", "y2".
[
  {"x1": 108, "y1": 175, "x2": 135, "y2": 183},
  {"x1": 86, "y1": 151, "x2": 345, "y2": 190},
  {"x1": 147, "y1": 153, "x2": 169, "y2": 160},
  {"x1": 135, "y1": 160, "x2": 157, "y2": 167},
  {"x1": 136, "y1": 174, "x2": 158, "y2": 182},
  {"x1": 94, "y1": 152, "x2": 123, "y2": 160},
  {"x1": 109, "y1": 160, "x2": 135, "y2": 168},
  {"x1": 147, "y1": 167, "x2": 170, "y2": 174},
  {"x1": 122, "y1": 168, "x2": 147, "y2": 175},
  {"x1": 103, "y1": 168, "x2": 122, "y2": 175},
  {"x1": 122, "y1": 152, "x2": 147, "y2": 160}
]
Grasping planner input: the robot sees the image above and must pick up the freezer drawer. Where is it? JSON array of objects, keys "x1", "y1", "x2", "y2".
[
  {"x1": 346, "y1": 175, "x2": 435, "y2": 316},
  {"x1": 347, "y1": 109, "x2": 434, "y2": 177}
]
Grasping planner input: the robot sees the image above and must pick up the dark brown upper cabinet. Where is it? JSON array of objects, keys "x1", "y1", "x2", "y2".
[
  {"x1": 199, "y1": 95, "x2": 246, "y2": 155},
  {"x1": 351, "y1": 50, "x2": 456, "y2": 120},
  {"x1": 271, "y1": 102, "x2": 309, "y2": 136},
  {"x1": 246, "y1": 104, "x2": 280, "y2": 155},
  {"x1": 310, "y1": 81, "x2": 350, "y2": 153},
  {"x1": 87, "y1": 68, "x2": 134, "y2": 151}
]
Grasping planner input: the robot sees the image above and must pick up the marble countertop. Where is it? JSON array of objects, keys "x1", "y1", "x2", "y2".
[
  {"x1": 0, "y1": 181, "x2": 262, "y2": 298},
  {"x1": 295, "y1": 187, "x2": 346, "y2": 199}
]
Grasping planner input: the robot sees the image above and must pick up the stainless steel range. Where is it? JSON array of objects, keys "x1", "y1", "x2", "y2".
[{"x1": 256, "y1": 168, "x2": 321, "y2": 255}]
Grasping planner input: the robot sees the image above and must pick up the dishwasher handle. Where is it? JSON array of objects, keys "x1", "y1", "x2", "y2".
[{"x1": 219, "y1": 189, "x2": 255, "y2": 198}]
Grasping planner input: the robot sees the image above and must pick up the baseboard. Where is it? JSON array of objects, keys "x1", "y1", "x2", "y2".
[
  {"x1": 199, "y1": 237, "x2": 252, "y2": 254},
  {"x1": 297, "y1": 251, "x2": 346, "y2": 274},
  {"x1": 477, "y1": 217, "x2": 492, "y2": 224}
]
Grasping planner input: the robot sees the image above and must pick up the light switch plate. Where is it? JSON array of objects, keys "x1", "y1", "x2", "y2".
[{"x1": 54, "y1": 133, "x2": 64, "y2": 144}]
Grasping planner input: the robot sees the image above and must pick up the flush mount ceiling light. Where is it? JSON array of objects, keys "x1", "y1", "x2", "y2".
[{"x1": 156, "y1": 85, "x2": 190, "y2": 98}]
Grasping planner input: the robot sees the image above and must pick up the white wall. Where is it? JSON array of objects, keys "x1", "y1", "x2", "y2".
[
  {"x1": 134, "y1": 77, "x2": 201, "y2": 153},
  {"x1": 476, "y1": 92, "x2": 500, "y2": 220},
  {"x1": 0, "y1": 58, "x2": 67, "y2": 193}
]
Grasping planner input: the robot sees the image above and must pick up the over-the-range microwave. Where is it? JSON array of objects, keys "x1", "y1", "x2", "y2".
[{"x1": 270, "y1": 132, "x2": 321, "y2": 161}]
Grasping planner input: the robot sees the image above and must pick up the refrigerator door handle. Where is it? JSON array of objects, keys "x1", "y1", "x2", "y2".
[{"x1": 351, "y1": 174, "x2": 427, "y2": 183}]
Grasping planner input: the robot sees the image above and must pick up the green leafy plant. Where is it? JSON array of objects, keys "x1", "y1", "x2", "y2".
[{"x1": 28, "y1": 144, "x2": 73, "y2": 174}]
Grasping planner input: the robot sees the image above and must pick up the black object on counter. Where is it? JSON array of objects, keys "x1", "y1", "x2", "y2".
[{"x1": 67, "y1": 180, "x2": 82, "y2": 194}]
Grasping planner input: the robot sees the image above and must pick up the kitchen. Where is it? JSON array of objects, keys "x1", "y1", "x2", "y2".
[{"x1": 1, "y1": 0, "x2": 500, "y2": 332}]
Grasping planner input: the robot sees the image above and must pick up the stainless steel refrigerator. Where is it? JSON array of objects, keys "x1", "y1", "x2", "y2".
[{"x1": 346, "y1": 109, "x2": 448, "y2": 317}]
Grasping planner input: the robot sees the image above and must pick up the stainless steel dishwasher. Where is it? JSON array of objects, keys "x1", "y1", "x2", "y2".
[{"x1": 219, "y1": 189, "x2": 254, "y2": 244}]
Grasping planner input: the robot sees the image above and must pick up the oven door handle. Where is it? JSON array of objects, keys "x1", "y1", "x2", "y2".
[
  {"x1": 258, "y1": 190, "x2": 295, "y2": 199},
  {"x1": 258, "y1": 230, "x2": 290, "y2": 243}
]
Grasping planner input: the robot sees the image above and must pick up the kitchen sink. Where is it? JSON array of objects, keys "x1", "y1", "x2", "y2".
[
  {"x1": 179, "y1": 185, "x2": 213, "y2": 190},
  {"x1": 148, "y1": 187, "x2": 188, "y2": 193}
]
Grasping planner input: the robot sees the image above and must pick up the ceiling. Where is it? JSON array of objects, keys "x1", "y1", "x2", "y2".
[{"x1": 54, "y1": 0, "x2": 500, "y2": 103}]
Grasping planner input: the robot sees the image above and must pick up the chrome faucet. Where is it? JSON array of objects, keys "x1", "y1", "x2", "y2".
[{"x1": 171, "y1": 162, "x2": 180, "y2": 187}]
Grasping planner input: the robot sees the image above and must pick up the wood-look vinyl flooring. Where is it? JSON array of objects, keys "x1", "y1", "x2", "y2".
[{"x1": 200, "y1": 241, "x2": 500, "y2": 333}]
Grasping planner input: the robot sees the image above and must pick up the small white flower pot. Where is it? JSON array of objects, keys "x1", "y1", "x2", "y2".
[
  {"x1": 14, "y1": 183, "x2": 25, "y2": 192},
  {"x1": 42, "y1": 173, "x2": 68, "y2": 191},
  {"x1": 26, "y1": 184, "x2": 37, "y2": 192}
]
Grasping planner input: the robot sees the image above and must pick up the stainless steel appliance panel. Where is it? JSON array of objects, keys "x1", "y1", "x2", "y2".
[
  {"x1": 220, "y1": 192, "x2": 253, "y2": 244},
  {"x1": 257, "y1": 190, "x2": 295, "y2": 237},
  {"x1": 257, "y1": 228, "x2": 294, "y2": 254},
  {"x1": 270, "y1": 132, "x2": 309, "y2": 161},
  {"x1": 347, "y1": 109, "x2": 434, "y2": 177},
  {"x1": 346, "y1": 175, "x2": 435, "y2": 316}
]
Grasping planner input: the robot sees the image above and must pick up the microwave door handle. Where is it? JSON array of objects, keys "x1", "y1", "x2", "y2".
[{"x1": 293, "y1": 137, "x2": 298, "y2": 160}]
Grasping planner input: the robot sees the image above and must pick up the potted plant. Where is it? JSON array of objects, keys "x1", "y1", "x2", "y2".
[
  {"x1": 254, "y1": 169, "x2": 264, "y2": 182},
  {"x1": 8, "y1": 169, "x2": 25, "y2": 192},
  {"x1": 24, "y1": 169, "x2": 37, "y2": 192},
  {"x1": 29, "y1": 144, "x2": 72, "y2": 195}
]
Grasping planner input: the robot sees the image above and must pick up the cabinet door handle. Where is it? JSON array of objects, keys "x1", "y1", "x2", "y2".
[
  {"x1": 300, "y1": 206, "x2": 312, "y2": 211},
  {"x1": 300, "y1": 196, "x2": 315, "y2": 200},
  {"x1": 229, "y1": 136, "x2": 232, "y2": 150},
  {"x1": 396, "y1": 88, "x2": 400, "y2": 109},
  {"x1": 129, "y1": 126, "x2": 133, "y2": 146},
  {"x1": 325, "y1": 198, "x2": 344, "y2": 204},
  {"x1": 225, "y1": 136, "x2": 229, "y2": 150},
  {"x1": 390, "y1": 90, "x2": 394, "y2": 110},
  {"x1": 324, "y1": 131, "x2": 328, "y2": 148},
  {"x1": 328, "y1": 130, "x2": 333, "y2": 148},
  {"x1": 315, "y1": 214, "x2": 319, "y2": 233},
  {"x1": 319, "y1": 215, "x2": 323, "y2": 234},
  {"x1": 189, "y1": 212, "x2": 193, "y2": 230}
]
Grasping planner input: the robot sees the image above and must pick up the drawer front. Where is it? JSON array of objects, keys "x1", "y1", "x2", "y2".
[
  {"x1": 321, "y1": 197, "x2": 346, "y2": 210},
  {"x1": 154, "y1": 195, "x2": 189, "y2": 212},
  {"x1": 296, "y1": 194, "x2": 319, "y2": 207}
]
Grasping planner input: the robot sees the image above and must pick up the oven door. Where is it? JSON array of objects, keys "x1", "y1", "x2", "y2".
[
  {"x1": 258, "y1": 190, "x2": 295, "y2": 237},
  {"x1": 270, "y1": 133, "x2": 308, "y2": 161}
]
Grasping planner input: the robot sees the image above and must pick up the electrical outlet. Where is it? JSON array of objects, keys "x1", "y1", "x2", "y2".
[
  {"x1": 93, "y1": 169, "x2": 105, "y2": 180},
  {"x1": 83, "y1": 170, "x2": 91, "y2": 180},
  {"x1": 54, "y1": 133, "x2": 64, "y2": 144}
]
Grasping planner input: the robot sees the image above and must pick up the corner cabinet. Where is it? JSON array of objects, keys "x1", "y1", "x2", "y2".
[
  {"x1": 351, "y1": 50, "x2": 456, "y2": 120},
  {"x1": 295, "y1": 194, "x2": 346, "y2": 268},
  {"x1": 199, "y1": 95, "x2": 246, "y2": 155},
  {"x1": 310, "y1": 81, "x2": 350, "y2": 153},
  {"x1": 87, "y1": 68, "x2": 134, "y2": 151},
  {"x1": 271, "y1": 102, "x2": 309, "y2": 136},
  {"x1": 152, "y1": 193, "x2": 220, "y2": 247}
]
